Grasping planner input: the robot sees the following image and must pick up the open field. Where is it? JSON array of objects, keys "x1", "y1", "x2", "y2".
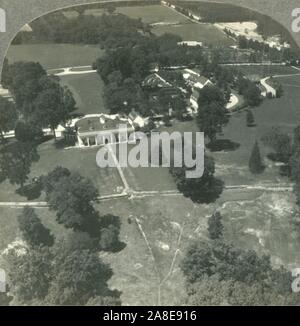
[
  {"x1": 116, "y1": 5, "x2": 189, "y2": 24},
  {"x1": 6, "y1": 44, "x2": 104, "y2": 70},
  {"x1": 0, "y1": 140, "x2": 124, "y2": 202},
  {"x1": 62, "y1": 4, "x2": 190, "y2": 24},
  {"x1": 152, "y1": 23, "x2": 234, "y2": 46},
  {"x1": 1, "y1": 188, "x2": 299, "y2": 305},
  {"x1": 60, "y1": 73, "x2": 106, "y2": 116},
  {"x1": 230, "y1": 65, "x2": 300, "y2": 78}
]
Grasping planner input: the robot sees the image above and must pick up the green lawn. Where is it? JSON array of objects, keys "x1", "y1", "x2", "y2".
[
  {"x1": 0, "y1": 140, "x2": 124, "y2": 203},
  {"x1": 231, "y1": 65, "x2": 300, "y2": 78},
  {"x1": 153, "y1": 22, "x2": 234, "y2": 46},
  {"x1": 6, "y1": 44, "x2": 105, "y2": 70},
  {"x1": 116, "y1": 5, "x2": 190, "y2": 24},
  {"x1": 60, "y1": 73, "x2": 107, "y2": 116},
  {"x1": 62, "y1": 4, "x2": 190, "y2": 24}
]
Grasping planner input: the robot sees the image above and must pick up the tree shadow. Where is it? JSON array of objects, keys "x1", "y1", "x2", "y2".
[
  {"x1": 16, "y1": 180, "x2": 43, "y2": 200},
  {"x1": 207, "y1": 139, "x2": 240, "y2": 152},
  {"x1": 0, "y1": 171, "x2": 6, "y2": 184},
  {"x1": 247, "y1": 123, "x2": 257, "y2": 128}
]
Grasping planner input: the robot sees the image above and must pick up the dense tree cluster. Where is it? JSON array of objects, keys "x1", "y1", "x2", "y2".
[
  {"x1": 236, "y1": 73, "x2": 262, "y2": 107},
  {"x1": 2, "y1": 61, "x2": 76, "y2": 140},
  {"x1": 4, "y1": 238, "x2": 119, "y2": 305},
  {"x1": 18, "y1": 207, "x2": 54, "y2": 247},
  {"x1": 42, "y1": 167, "x2": 122, "y2": 251},
  {"x1": 196, "y1": 85, "x2": 229, "y2": 144},
  {"x1": 0, "y1": 141, "x2": 39, "y2": 188},
  {"x1": 182, "y1": 217, "x2": 298, "y2": 305},
  {"x1": 2, "y1": 168, "x2": 123, "y2": 305},
  {"x1": 13, "y1": 12, "x2": 148, "y2": 48}
]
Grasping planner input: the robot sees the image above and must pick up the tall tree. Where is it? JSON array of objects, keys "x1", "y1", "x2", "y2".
[
  {"x1": 5, "y1": 246, "x2": 52, "y2": 305},
  {"x1": 46, "y1": 171, "x2": 99, "y2": 230},
  {"x1": 249, "y1": 141, "x2": 264, "y2": 174},
  {"x1": 45, "y1": 245, "x2": 114, "y2": 306},
  {"x1": 0, "y1": 141, "x2": 39, "y2": 188},
  {"x1": 34, "y1": 80, "x2": 76, "y2": 139},
  {"x1": 14, "y1": 120, "x2": 43, "y2": 142},
  {"x1": 18, "y1": 206, "x2": 54, "y2": 247},
  {"x1": 246, "y1": 109, "x2": 255, "y2": 127},
  {"x1": 6, "y1": 62, "x2": 46, "y2": 111},
  {"x1": 0, "y1": 97, "x2": 17, "y2": 142},
  {"x1": 262, "y1": 127, "x2": 293, "y2": 163},
  {"x1": 208, "y1": 211, "x2": 224, "y2": 240},
  {"x1": 170, "y1": 155, "x2": 224, "y2": 204},
  {"x1": 196, "y1": 86, "x2": 228, "y2": 144}
]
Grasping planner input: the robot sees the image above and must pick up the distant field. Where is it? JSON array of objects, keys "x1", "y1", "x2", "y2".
[
  {"x1": 152, "y1": 23, "x2": 234, "y2": 46},
  {"x1": 116, "y1": 5, "x2": 189, "y2": 24},
  {"x1": 60, "y1": 73, "x2": 106, "y2": 116},
  {"x1": 5, "y1": 44, "x2": 105, "y2": 70},
  {"x1": 231, "y1": 65, "x2": 300, "y2": 78},
  {"x1": 62, "y1": 5, "x2": 189, "y2": 24}
]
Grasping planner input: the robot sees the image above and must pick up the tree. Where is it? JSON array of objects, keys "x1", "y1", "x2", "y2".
[
  {"x1": 18, "y1": 207, "x2": 54, "y2": 247},
  {"x1": 46, "y1": 246, "x2": 114, "y2": 305},
  {"x1": 249, "y1": 141, "x2": 264, "y2": 174},
  {"x1": 99, "y1": 214, "x2": 121, "y2": 251},
  {"x1": 243, "y1": 83, "x2": 262, "y2": 107},
  {"x1": 5, "y1": 246, "x2": 52, "y2": 305},
  {"x1": 185, "y1": 275, "x2": 298, "y2": 306},
  {"x1": 0, "y1": 141, "x2": 39, "y2": 188},
  {"x1": 4, "y1": 237, "x2": 119, "y2": 305},
  {"x1": 181, "y1": 239, "x2": 296, "y2": 306},
  {"x1": 14, "y1": 120, "x2": 43, "y2": 142},
  {"x1": 42, "y1": 166, "x2": 71, "y2": 196},
  {"x1": 208, "y1": 212, "x2": 224, "y2": 240},
  {"x1": 106, "y1": 4, "x2": 116, "y2": 15},
  {"x1": 246, "y1": 109, "x2": 255, "y2": 127},
  {"x1": 5, "y1": 62, "x2": 46, "y2": 110},
  {"x1": 262, "y1": 127, "x2": 293, "y2": 163},
  {"x1": 0, "y1": 97, "x2": 17, "y2": 142},
  {"x1": 163, "y1": 114, "x2": 172, "y2": 127},
  {"x1": 34, "y1": 80, "x2": 76, "y2": 139},
  {"x1": 170, "y1": 155, "x2": 224, "y2": 204},
  {"x1": 197, "y1": 86, "x2": 228, "y2": 143},
  {"x1": 46, "y1": 171, "x2": 99, "y2": 231}
]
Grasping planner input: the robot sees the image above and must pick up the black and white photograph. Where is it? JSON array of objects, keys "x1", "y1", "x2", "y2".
[{"x1": 0, "y1": 0, "x2": 300, "y2": 312}]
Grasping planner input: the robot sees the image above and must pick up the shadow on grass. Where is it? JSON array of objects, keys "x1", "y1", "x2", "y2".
[
  {"x1": 54, "y1": 138, "x2": 76, "y2": 149},
  {"x1": 207, "y1": 139, "x2": 240, "y2": 152},
  {"x1": 16, "y1": 181, "x2": 43, "y2": 200}
]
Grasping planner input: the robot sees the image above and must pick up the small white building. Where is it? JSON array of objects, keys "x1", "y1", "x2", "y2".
[{"x1": 178, "y1": 41, "x2": 203, "y2": 47}]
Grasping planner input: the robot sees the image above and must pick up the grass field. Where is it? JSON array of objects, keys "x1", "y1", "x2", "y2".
[
  {"x1": 6, "y1": 44, "x2": 104, "y2": 70},
  {"x1": 0, "y1": 140, "x2": 124, "y2": 203},
  {"x1": 60, "y1": 73, "x2": 106, "y2": 116},
  {"x1": 116, "y1": 5, "x2": 190, "y2": 24},
  {"x1": 152, "y1": 23, "x2": 234, "y2": 46},
  {"x1": 231, "y1": 65, "x2": 300, "y2": 78},
  {"x1": 1, "y1": 188, "x2": 299, "y2": 305},
  {"x1": 215, "y1": 73, "x2": 300, "y2": 186}
]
